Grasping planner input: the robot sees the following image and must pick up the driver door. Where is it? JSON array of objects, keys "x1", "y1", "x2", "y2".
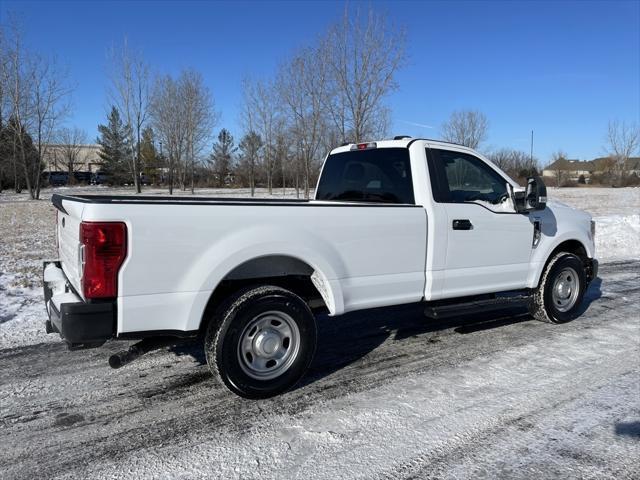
[{"x1": 428, "y1": 148, "x2": 534, "y2": 298}]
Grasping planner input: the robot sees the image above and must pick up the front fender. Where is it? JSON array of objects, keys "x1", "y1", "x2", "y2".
[
  {"x1": 527, "y1": 231, "x2": 594, "y2": 288},
  {"x1": 526, "y1": 202, "x2": 595, "y2": 288}
]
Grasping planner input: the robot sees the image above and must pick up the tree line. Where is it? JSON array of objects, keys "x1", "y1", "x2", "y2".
[
  {"x1": 95, "y1": 8, "x2": 406, "y2": 198},
  {"x1": 0, "y1": 18, "x2": 71, "y2": 198},
  {"x1": 1, "y1": 9, "x2": 638, "y2": 198}
]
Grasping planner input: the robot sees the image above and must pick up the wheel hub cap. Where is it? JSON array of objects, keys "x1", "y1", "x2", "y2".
[
  {"x1": 238, "y1": 311, "x2": 301, "y2": 380},
  {"x1": 253, "y1": 329, "x2": 280, "y2": 356},
  {"x1": 551, "y1": 267, "x2": 580, "y2": 312}
]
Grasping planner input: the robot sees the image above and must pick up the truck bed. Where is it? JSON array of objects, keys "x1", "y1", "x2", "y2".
[{"x1": 52, "y1": 192, "x2": 428, "y2": 336}]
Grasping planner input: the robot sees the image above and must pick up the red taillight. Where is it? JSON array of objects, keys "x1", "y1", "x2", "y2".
[
  {"x1": 351, "y1": 142, "x2": 377, "y2": 151},
  {"x1": 80, "y1": 222, "x2": 127, "y2": 299}
]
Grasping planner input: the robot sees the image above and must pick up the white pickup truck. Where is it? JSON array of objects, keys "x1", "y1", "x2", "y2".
[{"x1": 43, "y1": 137, "x2": 598, "y2": 398}]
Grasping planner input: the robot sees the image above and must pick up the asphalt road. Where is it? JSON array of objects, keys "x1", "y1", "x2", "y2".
[{"x1": 1, "y1": 260, "x2": 639, "y2": 479}]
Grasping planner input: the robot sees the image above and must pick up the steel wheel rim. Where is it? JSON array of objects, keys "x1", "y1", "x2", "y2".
[
  {"x1": 237, "y1": 310, "x2": 301, "y2": 380},
  {"x1": 551, "y1": 267, "x2": 580, "y2": 312}
]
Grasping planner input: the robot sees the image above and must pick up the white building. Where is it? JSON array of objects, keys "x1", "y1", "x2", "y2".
[{"x1": 42, "y1": 144, "x2": 102, "y2": 172}]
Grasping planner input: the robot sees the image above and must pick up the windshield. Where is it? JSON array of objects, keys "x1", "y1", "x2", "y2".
[{"x1": 315, "y1": 148, "x2": 415, "y2": 204}]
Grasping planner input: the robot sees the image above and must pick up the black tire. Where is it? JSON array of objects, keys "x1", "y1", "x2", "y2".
[
  {"x1": 204, "y1": 285, "x2": 317, "y2": 399},
  {"x1": 529, "y1": 252, "x2": 587, "y2": 324}
]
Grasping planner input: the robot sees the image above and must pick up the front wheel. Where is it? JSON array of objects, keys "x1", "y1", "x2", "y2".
[
  {"x1": 529, "y1": 252, "x2": 587, "y2": 324},
  {"x1": 205, "y1": 285, "x2": 317, "y2": 399}
]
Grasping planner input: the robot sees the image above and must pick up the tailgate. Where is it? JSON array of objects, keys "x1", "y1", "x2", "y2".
[{"x1": 54, "y1": 196, "x2": 84, "y2": 297}]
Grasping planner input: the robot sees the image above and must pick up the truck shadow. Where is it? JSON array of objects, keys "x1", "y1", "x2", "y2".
[
  {"x1": 614, "y1": 421, "x2": 640, "y2": 438},
  {"x1": 577, "y1": 277, "x2": 602, "y2": 315},
  {"x1": 300, "y1": 276, "x2": 604, "y2": 390},
  {"x1": 168, "y1": 276, "x2": 604, "y2": 392},
  {"x1": 166, "y1": 305, "x2": 530, "y2": 374},
  {"x1": 299, "y1": 305, "x2": 528, "y2": 390}
]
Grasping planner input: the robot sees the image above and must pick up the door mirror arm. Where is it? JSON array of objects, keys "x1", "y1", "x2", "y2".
[{"x1": 510, "y1": 184, "x2": 527, "y2": 212}]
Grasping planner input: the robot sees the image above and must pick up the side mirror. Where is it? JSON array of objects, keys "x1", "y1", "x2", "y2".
[{"x1": 525, "y1": 176, "x2": 547, "y2": 211}]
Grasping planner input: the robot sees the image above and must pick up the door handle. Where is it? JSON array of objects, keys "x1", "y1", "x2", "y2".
[{"x1": 452, "y1": 219, "x2": 473, "y2": 230}]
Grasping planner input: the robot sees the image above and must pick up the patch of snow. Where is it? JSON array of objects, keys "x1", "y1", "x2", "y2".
[
  {"x1": 547, "y1": 187, "x2": 640, "y2": 261},
  {"x1": 72, "y1": 293, "x2": 640, "y2": 479},
  {"x1": 592, "y1": 214, "x2": 640, "y2": 260}
]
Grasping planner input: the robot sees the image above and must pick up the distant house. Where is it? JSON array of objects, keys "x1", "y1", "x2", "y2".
[
  {"x1": 42, "y1": 144, "x2": 102, "y2": 173},
  {"x1": 542, "y1": 159, "x2": 595, "y2": 182},
  {"x1": 601, "y1": 156, "x2": 640, "y2": 175},
  {"x1": 542, "y1": 156, "x2": 640, "y2": 183}
]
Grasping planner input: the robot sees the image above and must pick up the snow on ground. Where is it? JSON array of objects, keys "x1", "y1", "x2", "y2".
[
  {"x1": 1, "y1": 261, "x2": 638, "y2": 479},
  {"x1": 0, "y1": 199, "x2": 57, "y2": 347},
  {"x1": 0, "y1": 185, "x2": 638, "y2": 479},
  {"x1": 549, "y1": 187, "x2": 640, "y2": 261}
]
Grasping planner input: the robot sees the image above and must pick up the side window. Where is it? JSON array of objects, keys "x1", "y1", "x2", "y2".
[{"x1": 428, "y1": 148, "x2": 509, "y2": 205}]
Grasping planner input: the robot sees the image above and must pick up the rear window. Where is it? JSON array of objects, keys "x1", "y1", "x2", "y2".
[{"x1": 315, "y1": 148, "x2": 414, "y2": 204}]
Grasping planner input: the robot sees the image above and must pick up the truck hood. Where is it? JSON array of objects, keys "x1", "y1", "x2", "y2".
[{"x1": 545, "y1": 199, "x2": 592, "y2": 222}]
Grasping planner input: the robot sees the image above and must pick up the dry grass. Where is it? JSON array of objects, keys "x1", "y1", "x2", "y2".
[{"x1": 0, "y1": 199, "x2": 56, "y2": 291}]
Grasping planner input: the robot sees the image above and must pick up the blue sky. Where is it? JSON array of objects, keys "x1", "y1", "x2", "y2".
[{"x1": 1, "y1": 0, "x2": 639, "y2": 164}]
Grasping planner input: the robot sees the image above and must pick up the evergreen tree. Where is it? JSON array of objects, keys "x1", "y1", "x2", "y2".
[
  {"x1": 96, "y1": 106, "x2": 131, "y2": 184},
  {"x1": 0, "y1": 117, "x2": 38, "y2": 193},
  {"x1": 209, "y1": 128, "x2": 237, "y2": 187},
  {"x1": 238, "y1": 131, "x2": 263, "y2": 196},
  {"x1": 139, "y1": 127, "x2": 160, "y2": 183}
]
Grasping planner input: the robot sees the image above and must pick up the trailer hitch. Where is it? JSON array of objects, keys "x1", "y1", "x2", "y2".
[{"x1": 108, "y1": 337, "x2": 182, "y2": 369}]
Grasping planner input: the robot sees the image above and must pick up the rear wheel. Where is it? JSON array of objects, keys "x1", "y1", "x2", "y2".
[
  {"x1": 529, "y1": 252, "x2": 587, "y2": 324},
  {"x1": 205, "y1": 285, "x2": 317, "y2": 399}
]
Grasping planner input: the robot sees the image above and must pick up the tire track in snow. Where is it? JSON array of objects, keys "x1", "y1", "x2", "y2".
[{"x1": 0, "y1": 261, "x2": 638, "y2": 479}]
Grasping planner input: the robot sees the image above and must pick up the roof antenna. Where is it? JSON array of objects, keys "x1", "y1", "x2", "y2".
[{"x1": 530, "y1": 130, "x2": 534, "y2": 163}]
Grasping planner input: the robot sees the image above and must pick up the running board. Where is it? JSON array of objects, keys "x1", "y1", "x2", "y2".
[{"x1": 424, "y1": 295, "x2": 530, "y2": 319}]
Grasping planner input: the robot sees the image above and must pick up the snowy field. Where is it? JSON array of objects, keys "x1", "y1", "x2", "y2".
[
  {"x1": 549, "y1": 187, "x2": 640, "y2": 262},
  {"x1": 0, "y1": 186, "x2": 639, "y2": 479}
]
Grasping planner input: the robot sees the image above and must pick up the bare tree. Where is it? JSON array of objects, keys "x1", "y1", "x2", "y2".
[
  {"x1": 0, "y1": 27, "x2": 9, "y2": 192},
  {"x1": 3, "y1": 19, "x2": 71, "y2": 199},
  {"x1": 30, "y1": 54, "x2": 71, "y2": 198},
  {"x1": 242, "y1": 77, "x2": 280, "y2": 194},
  {"x1": 150, "y1": 74, "x2": 185, "y2": 195},
  {"x1": 274, "y1": 127, "x2": 290, "y2": 195},
  {"x1": 550, "y1": 150, "x2": 568, "y2": 188},
  {"x1": 488, "y1": 148, "x2": 538, "y2": 183},
  {"x1": 5, "y1": 21, "x2": 33, "y2": 196},
  {"x1": 276, "y1": 46, "x2": 329, "y2": 199},
  {"x1": 441, "y1": 110, "x2": 489, "y2": 149},
  {"x1": 323, "y1": 7, "x2": 405, "y2": 142},
  {"x1": 0, "y1": 26, "x2": 7, "y2": 129},
  {"x1": 108, "y1": 38, "x2": 149, "y2": 193},
  {"x1": 58, "y1": 126, "x2": 87, "y2": 179},
  {"x1": 605, "y1": 120, "x2": 640, "y2": 181},
  {"x1": 179, "y1": 69, "x2": 216, "y2": 193}
]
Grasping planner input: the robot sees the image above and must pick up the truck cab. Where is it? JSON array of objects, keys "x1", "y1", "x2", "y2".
[{"x1": 318, "y1": 138, "x2": 595, "y2": 302}]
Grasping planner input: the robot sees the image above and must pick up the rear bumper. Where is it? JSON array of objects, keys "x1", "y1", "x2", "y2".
[{"x1": 43, "y1": 261, "x2": 115, "y2": 349}]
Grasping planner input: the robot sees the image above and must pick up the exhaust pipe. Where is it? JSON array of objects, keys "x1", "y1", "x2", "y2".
[{"x1": 108, "y1": 338, "x2": 177, "y2": 369}]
